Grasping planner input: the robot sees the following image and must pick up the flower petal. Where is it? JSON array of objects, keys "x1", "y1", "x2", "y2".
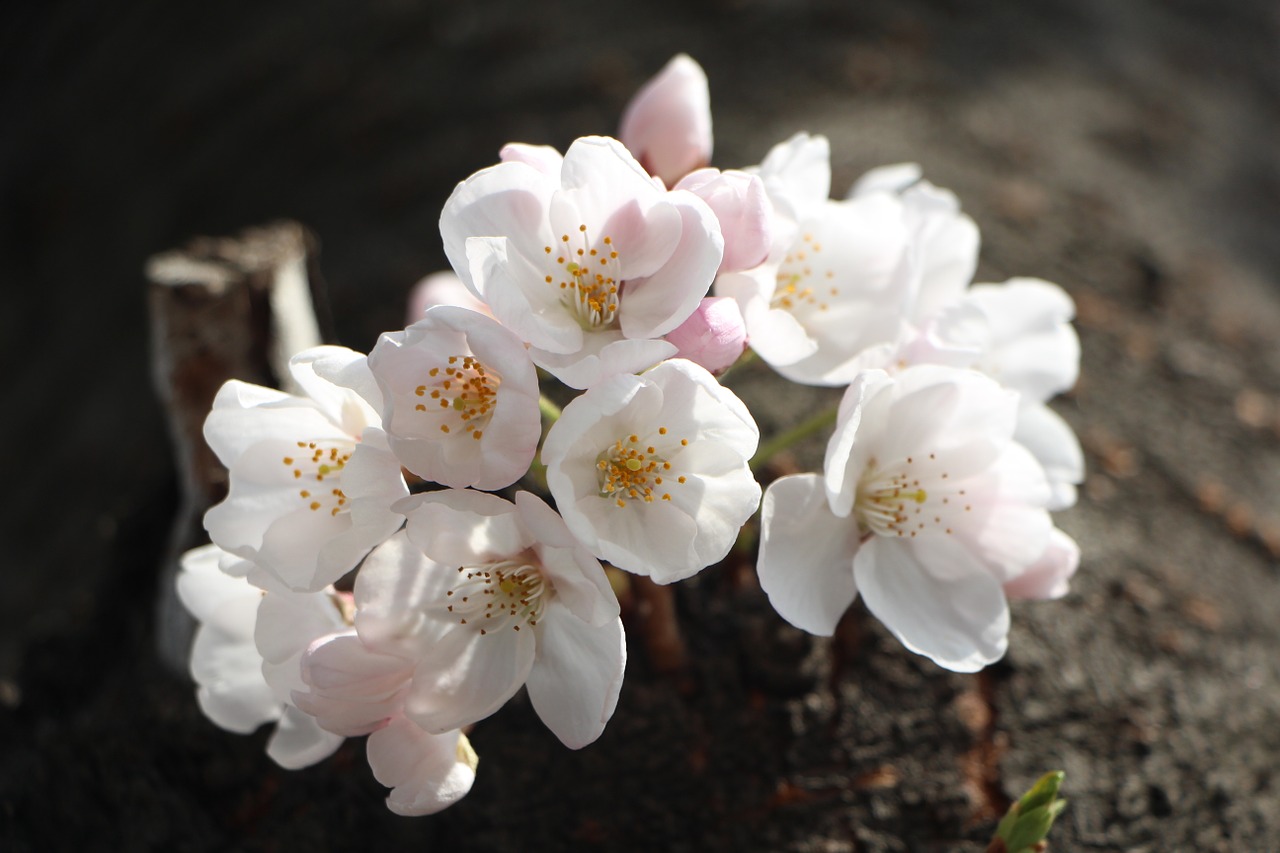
[
  {"x1": 757, "y1": 474, "x2": 861, "y2": 636},
  {"x1": 854, "y1": 537, "x2": 1009, "y2": 672},
  {"x1": 367, "y1": 717, "x2": 477, "y2": 816},
  {"x1": 526, "y1": 601, "x2": 626, "y2": 749},
  {"x1": 266, "y1": 705, "x2": 344, "y2": 770},
  {"x1": 403, "y1": 624, "x2": 536, "y2": 733}
]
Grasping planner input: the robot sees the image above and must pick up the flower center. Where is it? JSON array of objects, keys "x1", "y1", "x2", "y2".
[
  {"x1": 854, "y1": 454, "x2": 967, "y2": 539},
  {"x1": 544, "y1": 224, "x2": 622, "y2": 331},
  {"x1": 282, "y1": 440, "x2": 354, "y2": 517},
  {"x1": 412, "y1": 355, "x2": 501, "y2": 441},
  {"x1": 596, "y1": 428, "x2": 689, "y2": 508},
  {"x1": 445, "y1": 560, "x2": 549, "y2": 635},
  {"x1": 769, "y1": 232, "x2": 837, "y2": 314}
]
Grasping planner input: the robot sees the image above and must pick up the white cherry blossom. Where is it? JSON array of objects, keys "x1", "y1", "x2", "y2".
[
  {"x1": 203, "y1": 346, "x2": 408, "y2": 592},
  {"x1": 311, "y1": 491, "x2": 626, "y2": 749},
  {"x1": 176, "y1": 544, "x2": 344, "y2": 769},
  {"x1": 716, "y1": 134, "x2": 912, "y2": 385},
  {"x1": 440, "y1": 135, "x2": 723, "y2": 388},
  {"x1": 757, "y1": 366, "x2": 1076, "y2": 672},
  {"x1": 368, "y1": 306, "x2": 540, "y2": 491},
  {"x1": 542, "y1": 358, "x2": 761, "y2": 583}
]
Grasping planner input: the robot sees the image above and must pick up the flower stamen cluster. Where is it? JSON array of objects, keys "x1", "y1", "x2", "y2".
[
  {"x1": 447, "y1": 559, "x2": 548, "y2": 634},
  {"x1": 547, "y1": 228, "x2": 622, "y2": 330},
  {"x1": 595, "y1": 430, "x2": 689, "y2": 507},
  {"x1": 414, "y1": 355, "x2": 500, "y2": 440}
]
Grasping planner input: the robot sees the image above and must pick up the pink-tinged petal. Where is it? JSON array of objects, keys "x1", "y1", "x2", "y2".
[
  {"x1": 557, "y1": 138, "x2": 676, "y2": 269},
  {"x1": 848, "y1": 162, "x2": 922, "y2": 197},
  {"x1": 1014, "y1": 402, "x2": 1083, "y2": 511},
  {"x1": 254, "y1": 590, "x2": 345, "y2": 667},
  {"x1": 618, "y1": 54, "x2": 712, "y2": 186},
  {"x1": 854, "y1": 537, "x2": 1009, "y2": 672},
  {"x1": 1004, "y1": 527, "x2": 1080, "y2": 601},
  {"x1": 406, "y1": 270, "x2": 491, "y2": 322},
  {"x1": 367, "y1": 718, "x2": 477, "y2": 816},
  {"x1": 398, "y1": 490, "x2": 530, "y2": 567},
  {"x1": 526, "y1": 602, "x2": 626, "y2": 749},
  {"x1": 371, "y1": 306, "x2": 540, "y2": 490},
  {"x1": 266, "y1": 705, "x2": 344, "y2": 770},
  {"x1": 516, "y1": 492, "x2": 618, "y2": 627},
  {"x1": 664, "y1": 296, "x2": 748, "y2": 375},
  {"x1": 466, "y1": 235, "x2": 584, "y2": 354},
  {"x1": 676, "y1": 168, "x2": 772, "y2": 273},
  {"x1": 757, "y1": 474, "x2": 861, "y2": 636},
  {"x1": 296, "y1": 632, "x2": 412, "y2": 736},
  {"x1": 618, "y1": 189, "x2": 723, "y2": 339},
  {"x1": 530, "y1": 332, "x2": 677, "y2": 390},
  {"x1": 439, "y1": 159, "x2": 557, "y2": 293},
  {"x1": 499, "y1": 142, "x2": 564, "y2": 176},
  {"x1": 962, "y1": 442, "x2": 1054, "y2": 581},
  {"x1": 353, "y1": 530, "x2": 456, "y2": 657},
  {"x1": 403, "y1": 623, "x2": 536, "y2": 733}
]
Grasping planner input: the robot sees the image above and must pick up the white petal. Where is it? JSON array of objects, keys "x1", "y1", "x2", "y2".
[
  {"x1": 516, "y1": 492, "x2": 618, "y2": 626},
  {"x1": 266, "y1": 705, "x2": 344, "y2": 770},
  {"x1": 467, "y1": 235, "x2": 584, "y2": 354},
  {"x1": 1014, "y1": 401, "x2": 1084, "y2": 511},
  {"x1": 290, "y1": 346, "x2": 382, "y2": 433},
  {"x1": 531, "y1": 332, "x2": 676, "y2": 390},
  {"x1": 398, "y1": 490, "x2": 530, "y2": 568},
  {"x1": 190, "y1": 619, "x2": 279, "y2": 734},
  {"x1": 848, "y1": 162, "x2": 922, "y2": 197},
  {"x1": 367, "y1": 718, "x2": 477, "y2": 816},
  {"x1": 755, "y1": 132, "x2": 831, "y2": 224},
  {"x1": 757, "y1": 474, "x2": 861, "y2": 636},
  {"x1": 617, "y1": 190, "x2": 723, "y2": 340},
  {"x1": 404, "y1": 623, "x2": 536, "y2": 733},
  {"x1": 526, "y1": 602, "x2": 626, "y2": 749},
  {"x1": 1003, "y1": 526, "x2": 1080, "y2": 601},
  {"x1": 854, "y1": 538, "x2": 1009, "y2": 672},
  {"x1": 439, "y1": 159, "x2": 556, "y2": 293},
  {"x1": 353, "y1": 529, "x2": 457, "y2": 657}
]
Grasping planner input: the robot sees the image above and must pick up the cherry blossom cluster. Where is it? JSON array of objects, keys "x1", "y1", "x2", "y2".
[{"x1": 177, "y1": 55, "x2": 1082, "y2": 816}]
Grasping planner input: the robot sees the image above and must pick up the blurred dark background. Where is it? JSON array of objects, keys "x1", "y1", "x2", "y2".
[{"x1": 3, "y1": 1, "x2": 1279, "y2": 849}]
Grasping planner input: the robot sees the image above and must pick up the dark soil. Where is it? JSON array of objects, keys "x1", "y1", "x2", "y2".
[{"x1": 3, "y1": 1, "x2": 1279, "y2": 850}]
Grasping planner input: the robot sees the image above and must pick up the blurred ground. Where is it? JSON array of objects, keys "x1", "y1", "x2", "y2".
[{"x1": 2, "y1": 0, "x2": 1279, "y2": 850}]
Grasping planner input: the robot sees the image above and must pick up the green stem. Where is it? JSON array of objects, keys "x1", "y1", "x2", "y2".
[
  {"x1": 750, "y1": 404, "x2": 840, "y2": 473},
  {"x1": 538, "y1": 395, "x2": 562, "y2": 423}
]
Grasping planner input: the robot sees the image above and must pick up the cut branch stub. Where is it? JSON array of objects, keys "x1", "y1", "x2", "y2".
[{"x1": 147, "y1": 220, "x2": 330, "y2": 672}]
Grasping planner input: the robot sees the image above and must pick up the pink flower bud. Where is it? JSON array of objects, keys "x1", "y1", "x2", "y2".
[
  {"x1": 675, "y1": 168, "x2": 773, "y2": 273},
  {"x1": 406, "y1": 271, "x2": 491, "y2": 324},
  {"x1": 618, "y1": 54, "x2": 712, "y2": 187},
  {"x1": 665, "y1": 297, "x2": 747, "y2": 375}
]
